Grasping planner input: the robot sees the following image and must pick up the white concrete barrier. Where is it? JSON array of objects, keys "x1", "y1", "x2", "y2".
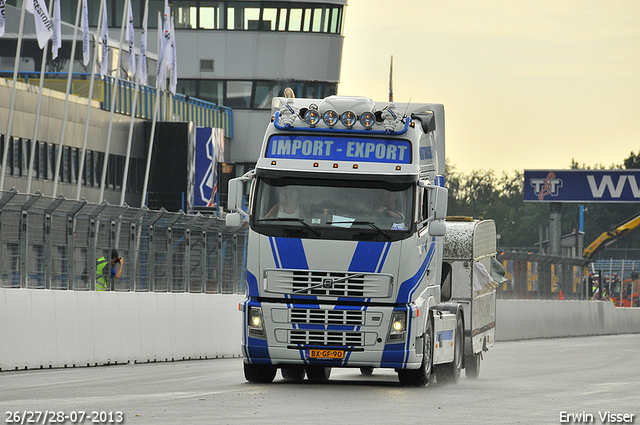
[
  {"x1": 0, "y1": 288, "x2": 244, "y2": 371},
  {"x1": 495, "y1": 299, "x2": 640, "y2": 341},
  {"x1": 2, "y1": 289, "x2": 639, "y2": 370}
]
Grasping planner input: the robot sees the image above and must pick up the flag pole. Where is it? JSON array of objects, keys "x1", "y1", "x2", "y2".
[
  {"x1": 0, "y1": 0, "x2": 28, "y2": 192},
  {"x1": 140, "y1": 10, "x2": 164, "y2": 208},
  {"x1": 98, "y1": 0, "x2": 131, "y2": 203},
  {"x1": 27, "y1": 0, "x2": 57, "y2": 194},
  {"x1": 75, "y1": 0, "x2": 108, "y2": 200},
  {"x1": 53, "y1": 0, "x2": 102, "y2": 196},
  {"x1": 120, "y1": 0, "x2": 139, "y2": 205},
  {"x1": 49, "y1": 0, "x2": 83, "y2": 194}
]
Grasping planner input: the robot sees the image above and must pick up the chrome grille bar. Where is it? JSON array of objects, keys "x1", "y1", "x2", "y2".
[
  {"x1": 290, "y1": 308, "x2": 365, "y2": 326},
  {"x1": 289, "y1": 330, "x2": 364, "y2": 347},
  {"x1": 265, "y1": 269, "x2": 393, "y2": 298}
]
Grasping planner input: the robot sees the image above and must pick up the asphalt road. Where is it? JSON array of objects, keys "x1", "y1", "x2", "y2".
[{"x1": 1, "y1": 335, "x2": 638, "y2": 425}]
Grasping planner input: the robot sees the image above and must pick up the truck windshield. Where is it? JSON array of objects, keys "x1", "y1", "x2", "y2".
[{"x1": 253, "y1": 176, "x2": 414, "y2": 241}]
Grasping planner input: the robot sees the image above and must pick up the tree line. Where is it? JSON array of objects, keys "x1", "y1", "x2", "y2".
[{"x1": 445, "y1": 151, "x2": 640, "y2": 254}]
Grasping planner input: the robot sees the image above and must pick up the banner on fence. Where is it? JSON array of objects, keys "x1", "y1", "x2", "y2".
[{"x1": 194, "y1": 127, "x2": 224, "y2": 208}]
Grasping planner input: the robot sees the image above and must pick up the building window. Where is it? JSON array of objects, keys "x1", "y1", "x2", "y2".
[
  {"x1": 200, "y1": 2, "x2": 222, "y2": 29},
  {"x1": 225, "y1": 81, "x2": 252, "y2": 109},
  {"x1": 95, "y1": 151, "x2": 104, "y2": 188},
  {"x1": 71, "y1": 148, "x2": 79, "y2": 184},
  {"x1": 198, "y1": 80, "x2": 223, "y2": 104},
  {"x1": 85, "y1": 150, "x2": 94, "y2": 186},
  {"x1": 254, "y1": 81, "x2": 282, "y2": 110},
  {"x1": 64, "y1": 146, "x2": 70, "y2": 182},
  {"x1": 175, "y1": 0, "x2": 197, "y2": 29},
  {"x1": 288, "y1": 8, "x2": 302, "y2": 31}
]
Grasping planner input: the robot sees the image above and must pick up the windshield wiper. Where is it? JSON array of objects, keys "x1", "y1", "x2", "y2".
[
  {"x1": 326, "y1": 220, "x2": 392, "y2": 240},
  {"x1": 257, "y1": 217, "x2": 321, "y2": 236}
]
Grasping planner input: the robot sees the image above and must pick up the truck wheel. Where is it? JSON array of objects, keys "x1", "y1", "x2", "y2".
[
  {"x1": 281, "y1": 365, "x2": 305, "y2": 382},
  {"x1": 360, "y1": 367, "x2": 374, "y2": 376},
  {"x1": 244, "y1": 362, "x2": 276, "y2": 383},
  {"x1": 398, "y1": 315, "x2": 433, "y2": 387},
  {"x1": 434, "y1": 314, "x2": 463, "y2": 384},
  {"x1": 306, "y1": 365, "x2": 331, "y2": 382},
  {"x1": 465, "y1": 353, "x2": 481, "y2": 379}
]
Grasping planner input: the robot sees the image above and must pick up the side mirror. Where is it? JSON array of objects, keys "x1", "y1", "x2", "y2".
[
  {"x1": 225, "y1": 212, "x2": 242, "y2": 228},
  {"x1": 432, "y1": 186, "x2": 448, "y2": 220},
  {"x1": 428, "y1": 220, "x2": 446, "y2": 237},
  {"x1": 227, "y1": 178, "x2": 244, "y2": 212}
]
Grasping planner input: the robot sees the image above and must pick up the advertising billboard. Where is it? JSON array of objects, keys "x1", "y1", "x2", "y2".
[{"x1": 524, "y1": 170, "x2": 640, "y2": 203}]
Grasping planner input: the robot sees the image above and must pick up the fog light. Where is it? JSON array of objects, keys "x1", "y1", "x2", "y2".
[
  {"x1": 304, "y1": 108, "x2": 320, "y2": 126},
  {"x1": 341, "y1": 111, "x2": 357, "y2": 128},
  {"x1": 323, "y1": 110, "x2": 339, "y2": 127},
  {"x1": 359, "y1": 111, "x2": 375, "y2": 129}
]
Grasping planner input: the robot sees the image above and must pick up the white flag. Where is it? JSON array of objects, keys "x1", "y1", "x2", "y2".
[
  {"x1": 155, "y1": 0, "x2": 171, "y2": 90},
  {"x1": 51, "y1": 0, "x2": 61, "y2": 59},
  {"x1": 81, "y1": 0, "x2": 89, "y2": 66},
  {"x1": 169, "y1": 17, "x2": 176, "y2": 94},
  {"x1": 26, "y1": 0, "x2": 53, "y2": 49},
  {"x1": 126, "y1": 0, "x2": 136, "y2": 77},
  {"x1": 99, "y1": 0, "x2": 108, "y2": 76},
  {"x1": 137, "y1": 0, "x2": 148, "y2": 85},
  {"x1": 0, "y1": 0, "x2": 6, "y2": 37}
]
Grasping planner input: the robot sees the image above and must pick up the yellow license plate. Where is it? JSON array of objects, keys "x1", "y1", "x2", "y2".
[{"x1": 306, "y1": 349, "x2": 344, "y2": 359}]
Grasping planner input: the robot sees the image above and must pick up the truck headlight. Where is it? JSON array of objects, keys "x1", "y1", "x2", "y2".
[
  {"x1": 387, "y1": 311, "x2": 407, "y2": 342},
  {"x1": 248, "y1": 306, "x2": 265, "y2": 337}
]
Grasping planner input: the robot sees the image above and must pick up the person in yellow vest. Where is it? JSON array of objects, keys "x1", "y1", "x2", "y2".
[{"x1": 96, "y1": 249, "x2": 123, "y2": 291}]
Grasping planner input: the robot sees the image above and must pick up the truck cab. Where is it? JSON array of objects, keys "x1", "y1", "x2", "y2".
[{"x1": 227, "y1": 94, "x2": 495, "y2": 386}]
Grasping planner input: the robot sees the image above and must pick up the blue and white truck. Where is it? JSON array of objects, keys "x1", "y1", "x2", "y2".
[{"x1": 226, "y1": 94, "x2": 498, "y2": 386}]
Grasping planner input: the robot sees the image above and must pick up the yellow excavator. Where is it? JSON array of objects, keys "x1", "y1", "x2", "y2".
[
  {"x1": 583, "y1": 212, "x2": 640, "y2": 307},
  {"x1": 583, "y1": 212, "x2": 640, "y2": 259}
]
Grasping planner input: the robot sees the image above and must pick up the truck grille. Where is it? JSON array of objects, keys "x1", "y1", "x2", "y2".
[
  {"x1": 265, "y1": 269, "x2": 393, "y2": 298},
  {"x1": 290, "y1": 308, "x2": 365, "y2": 326},
  {"x1": 289, "y1": 330, "x2": 364, "y2": 347}
]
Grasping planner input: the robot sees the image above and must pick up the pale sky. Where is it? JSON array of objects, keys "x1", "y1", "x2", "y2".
[{"x1": 338, "y1": 1, "x2": 640, "y2": 176}]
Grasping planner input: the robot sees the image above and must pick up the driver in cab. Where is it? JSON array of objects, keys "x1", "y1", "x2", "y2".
[{"x1": 266, "y1": 187, "x2": 305, "y2": 218}]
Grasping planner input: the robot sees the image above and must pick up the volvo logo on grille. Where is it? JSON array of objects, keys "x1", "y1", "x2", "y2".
[{"x1": 322, "y1": 279, "x2": 333, "y2": 288}]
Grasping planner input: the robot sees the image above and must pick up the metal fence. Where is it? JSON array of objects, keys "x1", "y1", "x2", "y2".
[{"x1": 0, "y1": 189, "x2": 247, "y2": 294}]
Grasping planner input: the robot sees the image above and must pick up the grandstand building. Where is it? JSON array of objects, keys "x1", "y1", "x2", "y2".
[{"x1": 0, "y1": 0, "x2": 347, "y2": 209}]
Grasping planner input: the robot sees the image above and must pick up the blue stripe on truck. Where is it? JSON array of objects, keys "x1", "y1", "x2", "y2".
[
  {"x1": 273, "y1": 238, "x2": 309, "y2": 269},
  {"x1": 348, "y1": 241, "x2": 386, "y2": 272}
]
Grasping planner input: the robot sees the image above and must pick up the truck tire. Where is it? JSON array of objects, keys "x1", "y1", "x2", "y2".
[
  {"x1": 465, "y1": 352, "x2": 481, "y2": 379},
  {"x1": 306, "y1": 365, "x2": 331, "y2": 382},
  {"x1": 244, "y1": 363, "x2": 277, "y2": 383},
  {"x1": 398, "y1": 314, "x2": 433, "y2": 387},
  {"x1": 281, "y1": 365, "x2": 305, "y2": 382},
  {"x1": 434, "y1": 314, "x2": 463, "y2": 384},
  {"x1": 360, "y1": 367, "x2": 374, "y2": 376}
]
